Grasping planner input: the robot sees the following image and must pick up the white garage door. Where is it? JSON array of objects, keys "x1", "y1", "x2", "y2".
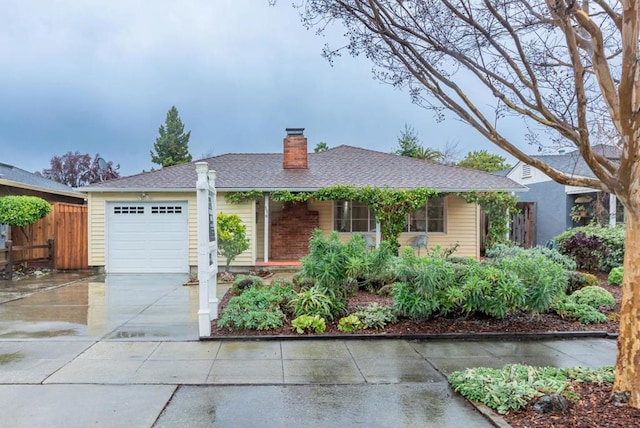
[{"x1": 106, "y1": 202, "x2": 189, "y2": 273}]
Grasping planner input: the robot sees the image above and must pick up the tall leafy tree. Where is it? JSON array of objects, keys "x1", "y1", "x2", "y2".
[
  {"x1": 394, "y1": 124, "x2": 444, "y2": 161},
  {"x1": 150, "y1": 106, "x2": 193, "y2": 167},
  {"x1": 458, "y1": 150, "x2": 511, "y2": 173},
  {"x1": 41, "y1": 152, "x2": 120, "y2": 187},
  {"x1": 296, "y1": 0, "x2": 640, "y2": 406},
  {"x1": 314, "y1": 142, "x2": 329, "y2": 152}
]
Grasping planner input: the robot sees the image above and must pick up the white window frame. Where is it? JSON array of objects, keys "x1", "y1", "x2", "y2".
[
  {"x1": 333, "y1": 200, "x2": 376, "y2": 232},
  {"x1": 406, "y1": 196, "x2": 447, "y2": 233}
]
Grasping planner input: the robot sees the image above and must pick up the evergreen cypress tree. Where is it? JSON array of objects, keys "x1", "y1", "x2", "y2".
[{"x1": 150, "y1": 106, "x2": 193, "y2": 167}]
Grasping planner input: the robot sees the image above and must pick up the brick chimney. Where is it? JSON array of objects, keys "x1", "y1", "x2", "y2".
[{"x1": 283, "y1": 128, "x2": 308, "y2": 169}]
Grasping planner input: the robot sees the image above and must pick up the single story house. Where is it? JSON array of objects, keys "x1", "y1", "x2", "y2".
[
  {"x1": 506, "y1": 144, "x2": 623, "y2": 246},
  {"x1": 79, "y1": 128, "x2": 526, "y2": 275},
  {"x1": 0, "y1": 162, "x2": 86, "y2": 249}
]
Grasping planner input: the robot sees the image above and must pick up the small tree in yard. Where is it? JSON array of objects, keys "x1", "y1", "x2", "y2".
[
  {"x1": 150, "y1": 106, "x2": 193, "y2": 168},
  {"x1": 217, "y1": 213, "x2": 250, "y2": 272},
  {"x1": 289, "y1": 0, "x2": 640, "y2": 408},
  {"x1": 0, "y1": 196, "x2": 52, "y2": 242}
]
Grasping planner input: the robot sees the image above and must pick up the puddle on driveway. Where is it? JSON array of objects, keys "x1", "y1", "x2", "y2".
[{"x1": 0, "y1": 274, "x2": 197, "y2": 340}]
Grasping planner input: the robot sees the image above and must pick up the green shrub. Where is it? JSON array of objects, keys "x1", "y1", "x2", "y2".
[
  {"x1": 393, "y1": 281, "x2": 439, "y2": 319},
  {"x1": 565, "y1": 271, "x2": 600, "y2": 294},
  {"x1": 291, "y1": 315, "x2": 326, "y2": 334},
  {"x1": 353, "y1": 303, "x2": 397, "y2": 329},
  {"x1": 288, "y1": 286, "x2": 336, "y2": 320},
  {"x1": 300, "y1": 231, "x2": 396, "y2": 307},
  {"x1": 448, "y1": 364, "x2": 614, "y2": 414},
  {"x1": 569, "y1": 286, "x2": 615, "y2": 309},
  {"x1": 270, "y1": 277, "x2": 295, "y2": 289},
  {"x1": 337, "y1": 315, "x2": 364, "y2": 332},
  {"x1": 487, "y1": 244, "x2": 577, "y2": 271},
  {"x1": 491, "y1": 253, "x2": 567, "y2": 313},
  {"x1": 608, "y1": 267, "x2": 623, "y2": 286},
  {"x1": 231, "y1": 275, "x2": 265, "y2": 295},
  {"x1": 552, "y1": 297, "x2": 608, "y2": 324},
  {"x1": 456, "y1": 261, "x2": 526, "y2": 319},
  {"x1": 217, "y1": 285, "x2": 293, "y2": 331},
  {"x1": 392, "y1": 251, "x2": 457, "y2": 319},
  {"x1": 217, "y1": 212, "x2": 250, "y2": 273},
  {"x1": 555, "y1": 224, "x2": 625, "y2": 271}
]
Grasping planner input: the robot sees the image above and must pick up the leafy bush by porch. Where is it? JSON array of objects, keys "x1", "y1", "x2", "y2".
[{"x1": 555, "y1": 224, "x2": 625, "y2": 272}]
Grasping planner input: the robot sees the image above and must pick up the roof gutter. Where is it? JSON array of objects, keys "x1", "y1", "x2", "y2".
[
  {"x1": 79, "y1": 186, "x2": 528, "y2": 193},
  {"x1": 1, "y1": 179, "x2": 86, "y2": 199}
]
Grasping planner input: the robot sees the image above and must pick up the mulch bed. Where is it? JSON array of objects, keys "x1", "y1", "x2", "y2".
[{"x1": 208, "y1": 275, "x2": 640, "y2": 426}]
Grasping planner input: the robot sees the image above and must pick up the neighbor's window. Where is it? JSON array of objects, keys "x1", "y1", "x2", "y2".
[
  {"x1": 406, "y1": 197, "x2": 446, "y2": 233},
  {"x1": 334, "y1": 200, "x2": 376, "y2": 232}
]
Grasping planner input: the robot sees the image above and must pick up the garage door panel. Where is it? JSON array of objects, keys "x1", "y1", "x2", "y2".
[{"x1": 107, "y1": 202, "x2": 188, "y2": 274}]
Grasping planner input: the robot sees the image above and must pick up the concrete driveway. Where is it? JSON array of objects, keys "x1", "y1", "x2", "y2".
[{"x1": 0, "y1": 274, "x2": 199, "y2": 341}]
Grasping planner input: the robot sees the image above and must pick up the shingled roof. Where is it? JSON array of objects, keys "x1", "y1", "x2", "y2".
[
  {"x1": 527, "y1": 144, "x2": 621, "y2": 180},
  {"x1": 0, "y1": 162, "x2": 84, "y2": 198},
  {"x1": 80, "y1": 145, "x2": 526, "y2": 193}
]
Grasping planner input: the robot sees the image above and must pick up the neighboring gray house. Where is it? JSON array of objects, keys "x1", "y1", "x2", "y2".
[
  {"x1": 506, "y1": 145, "x2": 623, "y2": 246},
  {"x1": 0, "y1": 162, "x2": 85, "y2": 248}
]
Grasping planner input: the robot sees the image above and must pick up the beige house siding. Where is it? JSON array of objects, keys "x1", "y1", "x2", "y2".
[
  {"x1": 328, "y1": 195, "x2": 479, "y2": 258},
  {"x1": 399, "y1": 196, "x2": 479, "y2": 258},
  {"x1": 89, "y1": 192, "x2": 479, "y2": 272},
  {"x1": 87, "y1": 192, "x2": 196, "y2": 268},
  {"x1": 217, "y1": 193, "x2": 255, "y2": 267}
]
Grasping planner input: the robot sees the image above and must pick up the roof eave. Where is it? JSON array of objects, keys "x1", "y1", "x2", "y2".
[{"x1": 1, "y1": 179, "x2": 86, "y2": 199}]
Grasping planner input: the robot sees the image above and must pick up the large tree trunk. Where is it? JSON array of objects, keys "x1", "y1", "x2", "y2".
[{"x1": 614, "y1": 211, "x2": 640, "y2": 406}]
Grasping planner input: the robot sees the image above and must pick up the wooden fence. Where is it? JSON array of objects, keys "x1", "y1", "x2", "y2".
[{"x1": 9, "y1": 202, "x2": 88, "y2": 271}]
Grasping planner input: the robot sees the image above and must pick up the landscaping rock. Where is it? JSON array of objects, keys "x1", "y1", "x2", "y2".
[{"x1": 532, "y1": 394, "x2": 570, "y2": 414}]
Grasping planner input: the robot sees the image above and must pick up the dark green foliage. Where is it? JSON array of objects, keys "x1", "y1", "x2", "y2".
[
  {"x1": 288, "y1": 286, "x2": 337, "y2": 320},
  {"x1": 552, "y1": 297, "x2": 608, "y2": 324},
  {"x1": 353, "y1": 303, "x2": 397, "y2": 329},
  {"x1": 392, "y1": 250, "x2": 458, "y2": 319},
  {"x1": 559, "y1": 232, "x2": 609, "y2": 272},
  {"x1": 270, "y1": 277, "x2": 295, "y2": 289},
  {"x1": 456, "y1": 261, "x2": 526, "y2": 319},
  {"x1": 555, "y1": 225, "x2": 625, "y2": 272},
  {"x1": 565, "y1": 271, "x2": 600, "y2": 294},
  {"x1": 217, "y1": 285, "x2": 293, "y2": 331},
  {"x1": 607, "y1": 267, "x2": 623, "y2": 286},
  {"x1": 568, "y1": 286, "x2": 615, "y2": 309},
  {"x1": 491, "y1": 253, "x2": 567, "y2": 313},
  {"x1": 150, "y1": 106, "x2": 192, "y2": 167},
  {"x1": 230, "y1": 275, "x2": 265, "y2": 296},
  {"x1": 300, "y1": 231, "x2": 395, "y2": 315}
]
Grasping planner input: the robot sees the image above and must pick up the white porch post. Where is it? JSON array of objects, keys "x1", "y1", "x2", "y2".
[
  {"x1": 375, "y1": 222, "x2": 381, "y2": 248},
  {"x1": 196, "y1": 162, "x2": 218, "y2": 338},
  {"x1": 263, "y1": 194, "x2": 270, "y2": 262}
]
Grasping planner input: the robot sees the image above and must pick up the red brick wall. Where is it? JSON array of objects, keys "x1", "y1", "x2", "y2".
[
  {"x1": 283, "y1": 134, "x2": 308, "y2": 169},
  {"x1": 271, "y1": 202, "x2": 319, "y2": 260}
]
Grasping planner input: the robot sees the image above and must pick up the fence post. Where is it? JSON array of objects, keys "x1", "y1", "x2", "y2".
[
  {"x1": 48, "y1": 239, "x2": 55, "y2": 269},
  {"x1": 5, "y1": 240, "x2": 12, "y2": 280}
]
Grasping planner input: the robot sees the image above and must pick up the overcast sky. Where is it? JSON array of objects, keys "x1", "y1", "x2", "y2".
[{"x1": 1, "y1": 1, "x2": 521, "y2": 177}]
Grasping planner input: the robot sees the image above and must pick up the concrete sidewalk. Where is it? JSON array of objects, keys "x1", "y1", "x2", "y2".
[
  {"x1": 0, "y1": 337, "x2": 617, "y2": 427},
  {"x1": 0, "y1": 273, "x2": 619, "y2": 427}
]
